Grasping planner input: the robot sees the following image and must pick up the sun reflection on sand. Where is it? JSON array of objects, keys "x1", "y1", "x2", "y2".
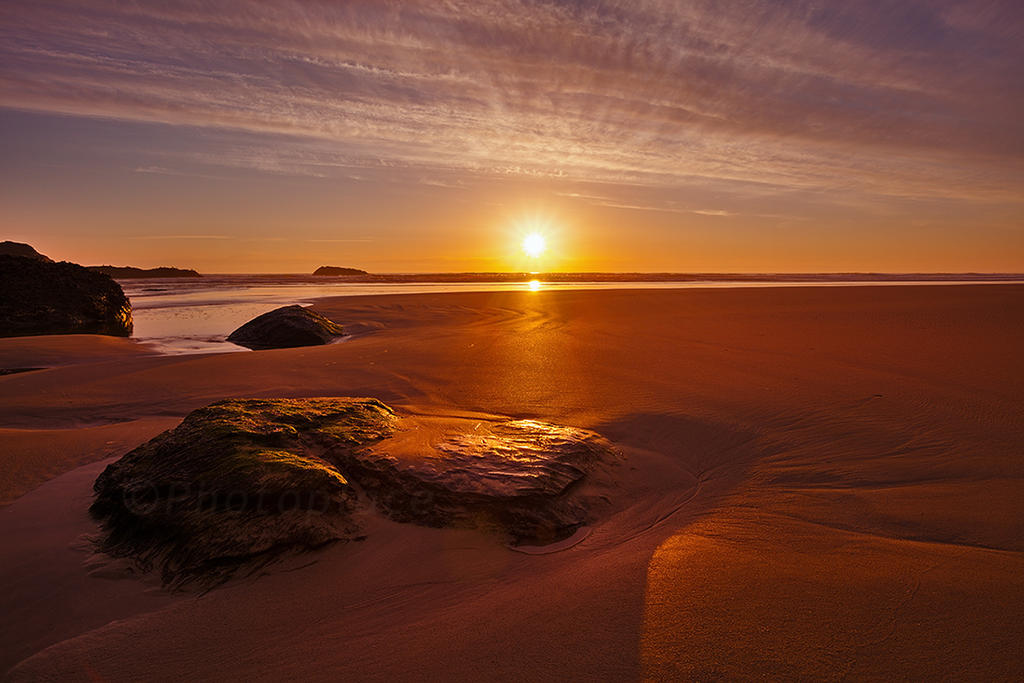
[{"x1": 528, "y1": 280, "x2": 542, "y2": 291}]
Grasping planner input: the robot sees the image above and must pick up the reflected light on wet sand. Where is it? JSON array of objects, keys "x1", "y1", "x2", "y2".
[{"x1": 528, "y1": 280, "x2": 542, "y2": 291}]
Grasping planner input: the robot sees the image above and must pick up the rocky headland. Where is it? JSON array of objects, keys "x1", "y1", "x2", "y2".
[
  {"x1": 0, "y1": 250, "x2": 133, "y2": 338},
  {"x1": 0, "y1": 241, "x2": 52, "y2": 262},
  {"x1": 88, "y1": 266, "x2": 201, "y2": 278}
]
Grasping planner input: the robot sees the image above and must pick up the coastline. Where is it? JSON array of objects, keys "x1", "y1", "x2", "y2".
[{"x1": 1, "y1": 284, "x2": 1022, "y2": 679}]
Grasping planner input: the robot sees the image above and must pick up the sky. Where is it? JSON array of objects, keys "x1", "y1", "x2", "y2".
[{"x1": 1, "y1": 0, "x2": 1022, "y2": 273}]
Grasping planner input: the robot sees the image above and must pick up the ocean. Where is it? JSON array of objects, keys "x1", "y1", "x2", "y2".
[{"x1": 121, "y1": 274, "x2": 1021, "y2": 355}]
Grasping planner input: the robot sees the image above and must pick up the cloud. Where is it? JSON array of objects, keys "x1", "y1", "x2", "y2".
[
  {"x1": 129, "y1": 234, "x2": 231, "y2": 240},
  {"x1": 306, "y1": 239, "x2": 373, "y2": 243},
  {"x1": 1, "y1": 0, "x2": 1021, "y2": 204}
]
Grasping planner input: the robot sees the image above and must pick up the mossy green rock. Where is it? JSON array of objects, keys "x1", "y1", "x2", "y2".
[{"x1": 91, "y1": 398, "x2": 397, "y2": 587}]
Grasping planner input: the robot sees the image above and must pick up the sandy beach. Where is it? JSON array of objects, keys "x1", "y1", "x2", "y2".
[{"x1": 1, "y1": 284, "x2": 1022, "y2": 680}]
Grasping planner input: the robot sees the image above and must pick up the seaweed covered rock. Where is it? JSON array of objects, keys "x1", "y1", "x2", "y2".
[
  {"x1": 91, "y1": 398, "x2": 619, "y2": 587},
  {"x1": 91, "y1": 398, "x2": 398, "y2": 587},
  {"x1": 0, "y1": 254, "x2": 132, "y2": 337},
  {"x1": 227, "y1": 305, "x2": 344, "y2": 349}
]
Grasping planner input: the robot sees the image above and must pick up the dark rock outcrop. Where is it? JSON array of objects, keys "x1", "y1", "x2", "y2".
[
  {"x1": 312, "y1": 266, "x2": 368, "y2": 276},
  {"x1": 88, "y1": 265, "x2": 201, "y2": 278},
  {"x1": 226, "y1": 305, "x2": 344, "y2": 349},
  {"x1": 91, "y1": 398, "x2": 397, "y2": 587},
  {"x1": 0, "y1": 255, "x2": 133, "y2": 337},
  {"x1": 91, "y1": 398, "x2": 618, "y2": 587},
  {"x1": 0, "y1": 241, "x2": 52, "y2": 262}
]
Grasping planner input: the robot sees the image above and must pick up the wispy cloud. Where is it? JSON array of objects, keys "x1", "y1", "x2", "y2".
[
  {"x1": 133, "y1": 166, "x2": 183, "y2": 176},
  {"x1": 129, "y1": 235, "x2": 231, "y2": 240},
  {"x1": 556, "y1": 190, "x2": 737, "y2": 216},
  {"x1": 306, "y1": 239, "x2": 373, "y2": 243},
  {"x1": 554, "y1": 191, "x2": 664, "y2": 212},
  {"x1": 0, "y1": 0, "x2": 1021, "y2": 205}
]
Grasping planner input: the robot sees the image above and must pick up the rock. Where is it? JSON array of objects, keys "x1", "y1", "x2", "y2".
[
  {"x1": 91, "y1": 398, "x2": 619, "y2": 587},
  {"x1": 0, "y1": 241, "x2": 52, "y2": 262},
  {"x1": 339, "y1": 417, "x2": 617, "y2": 545},
  {"x1": 90, "y1": 398, "x2": 398, "y2": 587},
  {"x1": 312, "y1": 265, "x2": 368, "y2": 276},
  {"x1": 226, "y1": 305, "x2": 344, "y2": 349},
  {"x1": 0, "y1": 255, "x2": 133, "y2": 337},
  {"x1": 88, "y1": 265, "x2": 201, "y2": 278}
]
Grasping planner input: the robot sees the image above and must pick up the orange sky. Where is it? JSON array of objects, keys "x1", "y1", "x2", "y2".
[{"x1": 1, "y1": 1, "x2": 1022, "y2": 273}]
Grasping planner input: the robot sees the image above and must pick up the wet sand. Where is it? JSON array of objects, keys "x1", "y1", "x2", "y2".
[{"x1": 1, "y1": 285, "x2": 1022, "y2": 680}]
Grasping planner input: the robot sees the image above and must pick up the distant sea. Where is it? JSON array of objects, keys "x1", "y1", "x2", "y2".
[{"x1": 121, "y1": 273, "x2": 1024, "y2": 355}]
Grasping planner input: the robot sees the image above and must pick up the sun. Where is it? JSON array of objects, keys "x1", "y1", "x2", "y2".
[{"x1": 522, "y1": 232, "x2": 546, "y2": 258}]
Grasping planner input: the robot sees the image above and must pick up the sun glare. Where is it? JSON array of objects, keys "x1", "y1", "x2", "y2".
[{"x1": 522, "y1": 233, "x2": 546, "y2": 258}]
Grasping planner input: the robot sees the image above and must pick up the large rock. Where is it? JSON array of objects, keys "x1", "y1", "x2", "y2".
[
  {"x1": 0, "y1": 255, "x2": 132, "y2": 337},
  {"x1": 91, "y1": 398, "x2": 398, "y2": 587},
  {"x1": 91, "y1": 398, "x2": 618, "y2": 587},
  {"x1": 227, "y1": 305, "x2": 344, "y2": 349}
]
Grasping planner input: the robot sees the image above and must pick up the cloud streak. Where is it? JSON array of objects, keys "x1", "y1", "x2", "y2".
[
  {"x1": 1, "y1": 0, "x2": 1021, "y2": 206},
  {"x1": 129, "y1": 235, "x2": 231, "y2": 240}
]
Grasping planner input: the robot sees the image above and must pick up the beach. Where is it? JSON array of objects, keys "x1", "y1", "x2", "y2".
[{"x1": 1, "y1": 284, "x2": 1022, "y2": 680}]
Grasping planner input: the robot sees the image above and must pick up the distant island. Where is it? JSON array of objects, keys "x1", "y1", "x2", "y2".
[
  {"x1": 88, "y1": 266, "x2": 201, "y2": 278},
  {"x1": 312, "y1": 266, "x2": 369, "y2": 276}
]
